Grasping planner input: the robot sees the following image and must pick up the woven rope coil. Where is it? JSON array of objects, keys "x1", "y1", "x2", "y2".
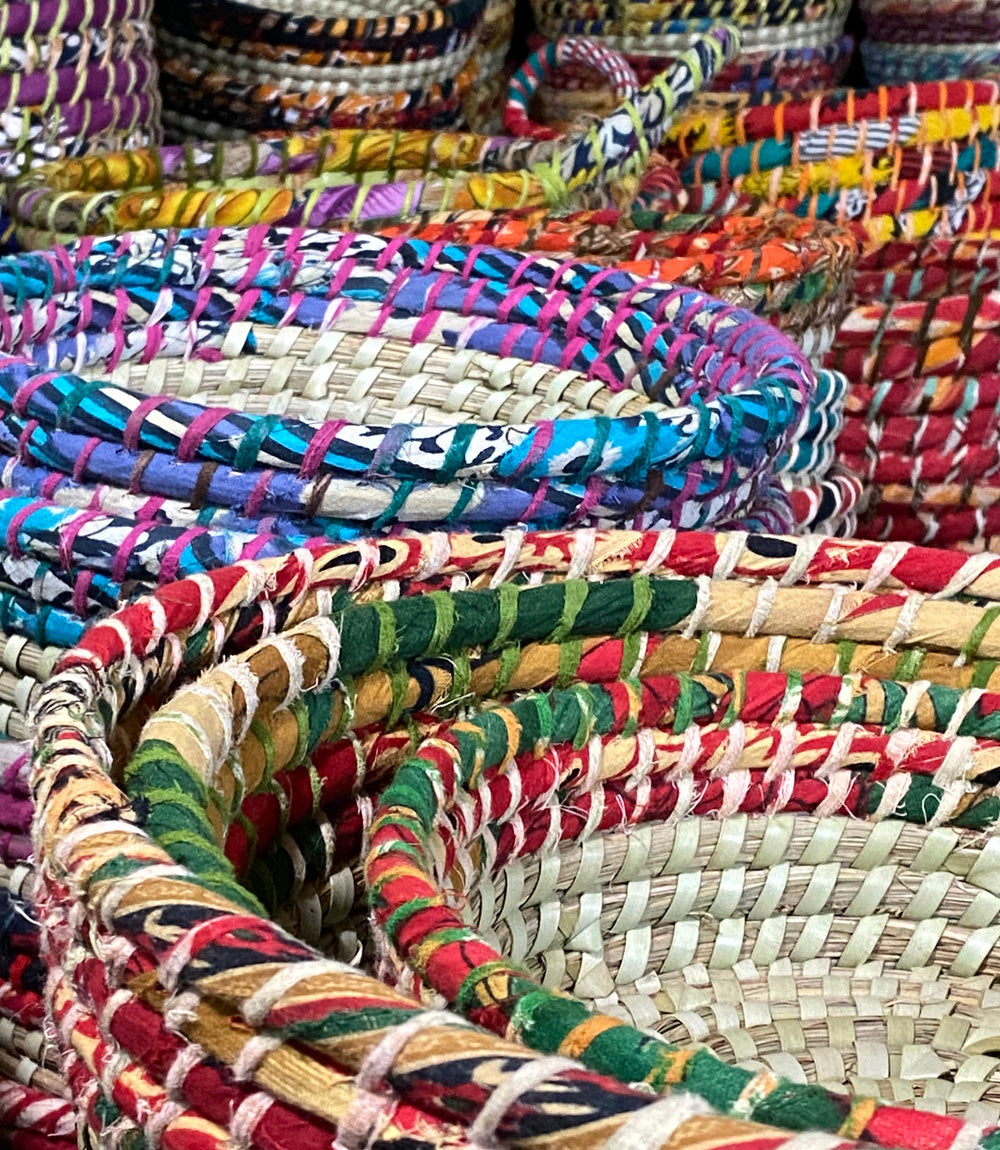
[{"x1": 26, "y1": 528, "x2": 1000, "y2": 1149}]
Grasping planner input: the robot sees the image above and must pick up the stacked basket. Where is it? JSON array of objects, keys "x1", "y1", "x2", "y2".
[
  {"x1": 153, "y1": 0, "x2": 499, "y2": 137},
  {"x1": 667, "y1": 81, "x2": 1000, "y2": 244},
  {"x1": 0, "y1": 26, "x2": 862, "y2": 536},
  {"x1": 859, "y1": 0, "x2": 1000, "y2": 84},
  {"x1": 526, "y1": 0, "x2": 853, "y2": 106},
  {"x1": 667, "y1": 80, "x2": 1000, "y2": 548},
  {"x1": 0, "y1": 0, "x2": 160, "y2": 181},
  {"x1": 3, "y1": 27, "x2": 737, "y2": 246},
  {"x1": 23, "y1": 529, "x2": 1000, "y2": 1147},
  {"x1": 831, "y1": 237, "x2": 1000, "y2": 550}
]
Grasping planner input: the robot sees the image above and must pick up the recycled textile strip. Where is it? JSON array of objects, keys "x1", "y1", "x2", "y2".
[
  {"x1": 26, "y1": 533, "x2": 1000, "y2": 1150},
  {"x1": 665, "y1": 81, "x2": 1000, "y2": 243},
  {"x1": 667, "y1": 80, "x2": 1000, "y2": 545},
  {"x1": 0, "y1": 202, "x2": 862, "y2": 364},
  {"x1": 0, "y1": 225, "x2": 849, "y2": 693},
  {"x1": 667, "y1": 80, "x2": 1000, "y2": 154}
]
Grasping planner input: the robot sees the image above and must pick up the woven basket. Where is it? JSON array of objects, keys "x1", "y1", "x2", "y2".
[
  {"x1": 843, "y1": 234, "x2": 1000, "y2": 547},
  {"x1": 375, "y1": 200, "x2": 860, "y2": 365},
  {"x1": 2, "y1": 24, "x2": 737, "y2": 248},
  {"x1": 0, "y1": 0, "x2": 161, "y2": 182},
  {"x1": 827, "y1": 263, "x2": 1000, "y2": 547},
  {"x1": 668, "y1": 80, "x2": 1000, "y2": 547},
  {"x1": 528, "y1": 0, "x2": 852, "y2": 97},
  {"x1": 152, "y1": 0, "x2": 491, "y2": 136},
  {"x1": 28, "y1": 530, "x2": 1000, "y2": 1149},
  {"x1": 668, "y1": 79, "x2": 1000, "y2": 245}
]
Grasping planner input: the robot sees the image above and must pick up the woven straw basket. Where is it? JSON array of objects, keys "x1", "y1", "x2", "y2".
[
  {"x1": 2, "y1": 24, "x2": 737, "y2": 249},
  {"x1": 350, "y1": 195, "x2": 860, "y2": 366},
  {"x1": 831, "y1": 272, "x2": 1000, "y2": 550},
  {"x1": 25, "y1": 528, "x2": 1000, "y2": 1149}
]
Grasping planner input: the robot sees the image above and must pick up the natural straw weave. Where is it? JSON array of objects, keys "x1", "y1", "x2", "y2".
[
  {"x1": 0, "y1": 0, "x2": 161, "y2": 183},
  {"x1": 3, "y1": 25, "x2": 738, "y2": 248},
  {"x1": 28, "y1": 529, "x2": 1000, "y2": 1149}
]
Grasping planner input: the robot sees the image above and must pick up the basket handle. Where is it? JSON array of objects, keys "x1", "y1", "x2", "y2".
[
  {"x1": 504, "y1": 37, "x2": 640, "y2": 141},
  {"x1": 532, "y1": 23, "x2": 741, "y2": 205}
]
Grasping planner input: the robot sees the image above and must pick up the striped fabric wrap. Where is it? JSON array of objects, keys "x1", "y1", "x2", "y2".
[{"x1": 24, "y1": 528, "x2": 1000, "y2": 1149}]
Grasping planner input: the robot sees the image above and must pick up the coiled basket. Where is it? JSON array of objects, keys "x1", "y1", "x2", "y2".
[
  {"x1": 528, "y1": 0, "x2": 852, "y2": 97},
  {"x1": 25, "y1": 528, "x2": 1000, "y2": 1148},
  {"x1": 859, "y1": 0, "x2": 1000, "y2": 83},
  {"x1": 152, "y1": 0, "x2": 494, "y2": 136},
  {"x1": 0, "y1": 0, "x2": 162, "y2": 183}
]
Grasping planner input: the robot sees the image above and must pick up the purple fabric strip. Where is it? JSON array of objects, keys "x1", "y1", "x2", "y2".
[
  {"x1": 0, "y1": 56, "x2": 156, "y2": 109},
  {"x1": 0, "y1": 0, "x2": 151, "y2": 38}
]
